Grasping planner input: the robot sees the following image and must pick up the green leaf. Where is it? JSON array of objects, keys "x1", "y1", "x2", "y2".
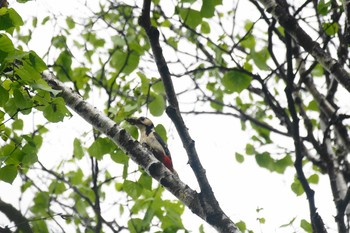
[
  {"x1": 21, "y1": 180, "x2": 33, "y2": 192},
  {"x1": 54, "y1": 50, "x2": 72, "y2": 81},
  {"x1": 0, "y1": 33, "x2": 14, "y2": 52},
  {"x1": 0, "y1": 110, "x2": 4, "y2": 126},
  {"x1": 245, "y1": 143, "x2": 255, "y2": 155},
  {"x1": 12, "y1": 119, "x2": 23, "y2": 130},
  {"x1": 49, "y1": 181, "x2": 67, "y2": 195},
  {"x1": 255, "y1": 152, "x2": 274, "y2": 171},
  {"x1": 152, "y1": 80, "x2": 165, "y2": 95},
  {"x1": 155, "y1": 124, "x2": 167, "y2": 143},
  {"x1": 138, "y1": 72, "x2": 150, "y2": 94},
  {"x1": 243, "y1": 61, "x2": 253, "y2": 73},
  {"x1": 72, "y1": 67, "x2": 90, "y2": 89},
  {"x1": 240, "y1": 34, "x2": 256, "y2": 50},
  {"x1": 200, "y1": 0, "x2": 222, "y2": 18},
  {"x1": 13, "y1": 87, "x2": 32, "y2": 110},
  {"x1": 138, "y1": 172, "x2": 152, "y2": 190},
  {"x1": 300, "y1": 219, "x2": 312, "y2": 233},
  {"x1": 0, "y1": 33, "x2": 15, "y2": 65},
  {"x1": 111, "y1": 50, "x2": 139, "y2": 75},
  {"x1": 274, "y1": 154, "x2": 293, "y2": 174},
  {"x1": 115, "y1": 182, "x2": 123, "y2": 191},
  {"x1": 32, "y1": 90, "x2": 50, "y2": 111},
  {"x1": 244, "y1": 20, "x2": 254, "y2": 31},
  {"x1": 210, "y1": 95, "x2": 223, "y2": 111},
  {"x1": 128, "y1": 218, "x2": 143, "y2": 233},
  {"x1": 33, "y1": 134, "x2": 43, "y2": 149},
  {"x1": 87, "y1": 137, "x2": 115, "y2": 160},
  {"x1": 82, "y1": 32, "x2": 105, "y2": 48},
  {"x1": 259, "y1": 217, "x2": 266, "y2": 224},
  {"x1": 28, "y1": 50, "x2": 47, "y2": 72},
  {"x1": 66, "y1": 16, "x2": 75, "y2": 29},
  {"x1": 0, "y1": 8, "x2": 24, "y2": 33},
  {"x1": 251, "y1": 121, "x2": 271, "y2": 144},
  {"x1": 222, "y1": 70, "x2": 252, "y2": 93},
  {"x1": 180, "y1": 0, "x2": 196, "y2": 3},
  {"x1": 111, "y1": 35, "x2": 126, "y2": 47},
  {"x1": 307, "y1": 174, "x2": 319, "y2": 184},
  {"x1": 167, "y1": 37, "x2": 178, "y2": 49},
  {"x1": 311, "y1": 63, "x2": 324, "y2": 77},
  {"x1": 32, "y1": 16, "x2": 37, "y2": 27},
  {"x1": 235, "y1": 152, "x2": 244, "y2": 163},
  {"x1": 149, "y1": 94, "x2": 165, "y2": 116},
  {"x1": 16, "y1": 0, "x2": 33, "y2": 3},
  {"x1": 4, "y1": 98, "x2": 17, "y2": 116},
  {"x1": 5, "y1": 146, "x2": 25, "y2": 166},
  {"x1": 124, "y1": 180, "x2": 143, "y2": 199},
  {"x1": 43, "y1": 97, "x2": 71, "y2": 122},
  {"x1": 51, "y1": 35, "x2": 66, "y2": 49},
  {"x1": 141, "y1": 206, "x2": 154, "y2": 231},
  {"x1": 67, "y1": 168, "x2": 84, "y2": 185},
  {"x1": 200, "y1": 21, "x2": 211, "y2": 34},
  {"x1": 31, "y1": 191, "x2": 50, "y2": 214},
  {"x1": 32, "y1": 221, "x2": 49, "y2": 233},
  {"x1": 73, "y1": 138, "x2": 84, "y2": 159},
  {"x1": 15, "y1": 59, "x2": 42, "y2": 84},
  {"x1": 322, "y1": 22, "x2": 339, "y2": 36},
  {"x1": 279, "y1": 217, "x2": 296, "y2": 228},
  {"x1": 32, "y1": 83, "x2": 61, "y2": 96},
  {"x1": 307, "y1": 100, "x2": 319, "y2": 111},
  {"x1": 41, "y1": 16, "x2": 50, "y2": 25},
  {"x1": 179, "y1": 8, "x2": 202, "y2": 29},
  {"x1": 251, "y1": 47, "x2": 270, "y2": 70},
  {"x1": 0, "y1": 84, "x2": 9, "y2": 107},
  {"x1": 0, "y1": 164, "x2": 17, "y2": 184},
  {"x1": 291, "y1": 178, "x2": 304, "y2": 196},
  {"x1": 22, "y1": 143, "x2": 38, "y2": 165},
  {"x1": 110, "y1": 149, "x2": 129, "y2": 164},
  {"x1": 317, "y1": 0, "x2": 331, "y2": 16},
  {"x1": 162, "y1": 200, "x2": 185, "y2": 230},
  {"x1": 236, "y1": 220, "x2": 247, "y2": 232}
]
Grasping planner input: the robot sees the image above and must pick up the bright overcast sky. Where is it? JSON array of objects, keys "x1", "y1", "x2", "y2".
[{"x1": 0, "y1": 0, "x2": 338, "y2": 232}]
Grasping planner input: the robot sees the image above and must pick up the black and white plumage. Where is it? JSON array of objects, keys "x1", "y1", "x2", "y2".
[{"x1": 126, "y1": 117, "x2": 175, "y2": 173}]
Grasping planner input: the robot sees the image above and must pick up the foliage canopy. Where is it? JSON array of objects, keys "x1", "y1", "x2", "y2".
[{"x1": 1, "y1": 0, "x2": 350, "y2": 232}]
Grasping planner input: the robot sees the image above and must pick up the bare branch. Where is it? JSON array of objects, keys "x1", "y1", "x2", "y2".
[
  {"x1": 256, "y1": 0, "x2": 350, "y2": 93},
  {"x1": 285, "y1": 32, "x2": 327, "y2": 233},
  {"x1": 0, "y1": 199, "x2": 33, "y2": 233},
  {"x1": 138, "y1": 1, "x2": 241, "y2": 232}
]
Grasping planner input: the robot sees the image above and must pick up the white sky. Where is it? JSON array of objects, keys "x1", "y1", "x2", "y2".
[{"x1": 0, "y1": 0, "x2": 339, "y2": 232}]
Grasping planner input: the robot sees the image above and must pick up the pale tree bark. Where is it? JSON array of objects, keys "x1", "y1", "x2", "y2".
[{"x1": 42, "y1": 72, "x2": 241, "y2": 233}]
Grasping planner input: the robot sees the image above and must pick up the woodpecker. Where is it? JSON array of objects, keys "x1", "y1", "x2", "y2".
[{"x1": 126, "y1": 116, "x2": 176, "y2": 173}]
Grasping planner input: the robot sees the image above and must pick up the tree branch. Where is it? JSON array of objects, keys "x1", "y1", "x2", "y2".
[
  {"x1": 0, "y1": 199, "x2": 33, "y2": 233},
  {"x1": 91, "y1": 158, "x2": 102, "y2": 232},
  {"x1": 256, "y1": 0, "x2": 350, "y2": 93},
  {"x1": 42, "y1": 72, "x2": 240, "y2": 232},
  {"x1": 285, "y1": 32, "x2": 327, "y2": 233},
  {"x1": 138, "y1": 1, "x2": 241, "y2": 232}
]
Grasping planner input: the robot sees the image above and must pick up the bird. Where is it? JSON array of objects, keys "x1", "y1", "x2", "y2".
[
  {"x1": 126, "y1": 116, "x2": 176, "y2": 174},
  {"x1": 0, "y1": 0, "x2": 8, "y2": 8}
]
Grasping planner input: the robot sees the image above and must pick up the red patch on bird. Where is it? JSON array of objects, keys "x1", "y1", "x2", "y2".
[{"x1": 163, "y1": 156, "x2": 173, "y2": 171}]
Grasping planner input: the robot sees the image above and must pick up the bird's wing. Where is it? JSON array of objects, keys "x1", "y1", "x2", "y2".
[{"x1": 153, "y1": 131, "x2": 171, "y2": 157}]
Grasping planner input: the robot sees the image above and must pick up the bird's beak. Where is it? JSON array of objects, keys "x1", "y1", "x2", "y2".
[{"x1": 125, "y1": 117, "x2": 139, "y2": 125}]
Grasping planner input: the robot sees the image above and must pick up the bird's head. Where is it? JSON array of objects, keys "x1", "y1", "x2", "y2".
[{"x1": 126, "y1": 116, "x2": 154, "y2": 130}]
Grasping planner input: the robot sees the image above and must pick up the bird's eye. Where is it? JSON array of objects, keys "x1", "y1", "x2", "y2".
[{"x1": 139, "y1": 117, "x2": 145, "y2": 121}]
